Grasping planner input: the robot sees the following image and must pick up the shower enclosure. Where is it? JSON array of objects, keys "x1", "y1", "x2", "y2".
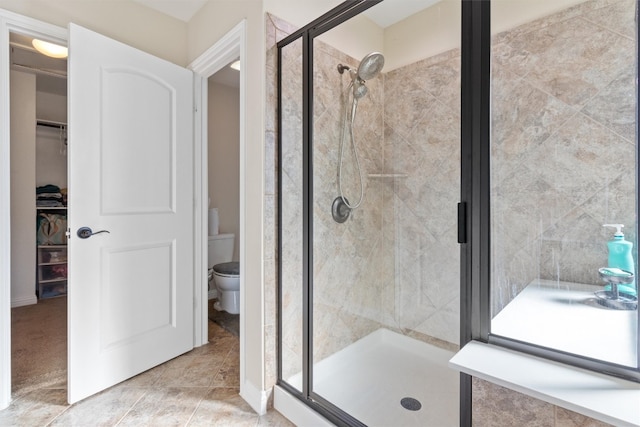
[
  {"x1": 277, "y1": 1, "x2": 461, "y2": 425},
  {"x1": 276, "y1": 0, "x2": 639, "y2": 425}
]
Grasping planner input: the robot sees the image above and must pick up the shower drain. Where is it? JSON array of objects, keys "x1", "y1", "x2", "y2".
[{"x1": 400, "y1": 397, "x2": 422, "y2": 411}]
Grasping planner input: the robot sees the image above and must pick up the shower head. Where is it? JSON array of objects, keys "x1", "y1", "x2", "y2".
[
  {"x1": 352, "y1": 80, "x2": 368, "y2": 99},
  {"x1": 356, "y1": 52, "x2": 384, "y2": 81},
  {"x1": 337, "y1": 52, "x2": 384, "y2": 105},
  {"x1": 337, "y1": 52, "x2": 385, "y2": 82}
]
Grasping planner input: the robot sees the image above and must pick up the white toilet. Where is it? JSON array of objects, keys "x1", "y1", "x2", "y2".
[{"x1": 208, "y1": 233, "x2": 240, "y2": 314}]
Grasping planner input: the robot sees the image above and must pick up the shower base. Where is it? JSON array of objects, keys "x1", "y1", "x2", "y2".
[{"x1": 281, "y1": 328, "x2": 459, "y2": 426}]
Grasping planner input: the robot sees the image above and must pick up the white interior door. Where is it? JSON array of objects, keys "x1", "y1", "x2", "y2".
[{"x1": 67, "y1": 23, "x2": 194, "y2": 404}]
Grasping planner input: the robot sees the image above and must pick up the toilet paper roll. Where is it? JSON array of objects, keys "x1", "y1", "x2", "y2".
[{"x1": 208, "y1": 208, "x2": 219, "y2": 236}]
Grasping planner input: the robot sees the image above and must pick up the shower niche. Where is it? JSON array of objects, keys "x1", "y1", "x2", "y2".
[{"x1": 276, "y1": 1, "x2": 461, "y2": 425}]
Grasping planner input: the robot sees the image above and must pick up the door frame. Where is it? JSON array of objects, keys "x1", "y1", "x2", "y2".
[
  {"x1": 0, "y1": 11, "x2": 250, "y2": 411},
  {"x1": 188, "y1": 20, "x2": 247, "y2": 386},
  {"x1": 0, "y1": 9, "x2": 67, "y2": 410}
]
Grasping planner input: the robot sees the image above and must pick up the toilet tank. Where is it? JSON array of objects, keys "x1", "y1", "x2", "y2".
[{"x1": 208, "y1": 233, "x2": 235, "y2": 268}]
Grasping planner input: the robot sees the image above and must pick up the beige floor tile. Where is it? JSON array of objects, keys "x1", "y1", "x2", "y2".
[
  {"x1": 208, "y1": 322, "x2": 232, "y2": 341},
  {"x1": 156, "y1": 354, "x2": 224, "y2": 388},
  {"x1": 120, "y1": 363, "x2": 168, "y2": 388},
  {"x1": 189, "y1": 336, "x2": 236, "y2": 358},
  {"x1": 117, "y1": 387, "x2": 209, "y2": 426},
  {"x1": 211, "y1": 353, "x2": 240, "y2": 388},
  {"x1": 257, "y1": 410, "x2": 296, "y2": 427},
  {"x1": 187, "y1": 387, "x2": 258, "y2": 427},
  {"x1": 49, "y1": 386, "x2": 147, "y2": 426},
  {"x1": 0, "y1": 388, "x2": 68, "y2": 427},
  {"x1": 9, "y1": 299, "x2": 261, "y2": 427}
]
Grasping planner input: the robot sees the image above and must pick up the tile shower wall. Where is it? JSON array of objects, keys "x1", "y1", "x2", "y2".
[
  {"x1": 472, "y1": 377, "x2": 613, "y2": 427},
  {"x1": 384, "y1": 49, "x2": 462, "y2": 346},
  {"x1": 268, "y1": 12, "x2": 463, "y2": 382},
  {"x1": 308, "y1": 39, "x2": 463, "y2": 355},
  {"x1": 311, "y1": 39, "x2": 393, "y2": 364},
  {"x1": 491, "y1": 0, "x2": 636, "y2": 315}
]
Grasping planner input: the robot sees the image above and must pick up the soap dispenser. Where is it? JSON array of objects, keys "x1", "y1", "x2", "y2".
[{"x1": 603, "y1": 224, "x2": 636, "y2": 296}]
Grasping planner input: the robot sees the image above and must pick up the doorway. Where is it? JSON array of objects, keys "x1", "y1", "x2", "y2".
[
  {"x1": 8, "y1": 30, "x2": 68, "y2": 397},
  {"x1": 207, "y1": 61, "x2": 241, "y2": 337}
]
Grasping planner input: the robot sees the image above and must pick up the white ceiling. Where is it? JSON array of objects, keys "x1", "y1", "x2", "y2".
[
  {"x1": 132, "y1": 0, "x2": 437, "y2": 28},
  {"x1": 132, "y1": 0, "x2": 208, "y2": 22},
  {"x1": 364, "y1": 0, "x2": 441, "y2": 28}
]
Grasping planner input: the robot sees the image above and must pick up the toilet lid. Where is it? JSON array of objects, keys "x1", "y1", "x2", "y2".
[{"x1": 213, "y1": 261, "x2": 239, "y2": 275}]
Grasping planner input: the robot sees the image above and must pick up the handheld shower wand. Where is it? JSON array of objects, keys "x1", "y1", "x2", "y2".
[{"x1": 332, "y1": 52, "x2": 384, "y2": 223}]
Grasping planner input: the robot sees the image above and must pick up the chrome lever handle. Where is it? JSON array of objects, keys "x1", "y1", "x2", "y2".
[{"x1": 77, "y1": 227, "x2": 110, "y2": 239}]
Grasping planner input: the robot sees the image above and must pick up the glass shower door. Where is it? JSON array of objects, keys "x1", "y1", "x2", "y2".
[
  {"x1": 278, "y1": 36, "x2": 304, "y2": 393},
  {"x1": 309, "y1": 2, "x2": 462, "y2": 425},
  {"x1": 489, "y1": 0, "x2": 638, "y2": 369}
]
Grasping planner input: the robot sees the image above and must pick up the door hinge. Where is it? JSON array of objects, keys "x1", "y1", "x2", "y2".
[{"x1": 457, "y1": 202, "x2": 467, "y2": 244}]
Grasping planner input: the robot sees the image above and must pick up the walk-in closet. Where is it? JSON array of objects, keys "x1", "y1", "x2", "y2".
[{"x1": 9, "y1": 31, "x2": 68, "y2": 395}]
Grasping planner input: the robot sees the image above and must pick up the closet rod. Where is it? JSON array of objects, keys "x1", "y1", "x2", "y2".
[
  {"x1": 36, "y1": 120, "x2": 66, "y2": 130},
  {"x1": 12, "y1": 63, "x2": 67, "y2": 79}
]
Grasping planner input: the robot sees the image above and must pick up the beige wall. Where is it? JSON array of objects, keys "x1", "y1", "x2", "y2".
[
  {"x1": 208, "y1": 80, "x2": 240, "y2": 261},
  {"x1": 0, "y1": 0, "x2": 187, "y2": 66},
  {"x1": 36, "y1": 92, "x2": 67, "y2": 123},
  {"x1": 10, "y1": 70, "x2": 36, "y2": 307}
]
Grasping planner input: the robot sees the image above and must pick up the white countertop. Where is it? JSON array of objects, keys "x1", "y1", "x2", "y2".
[
  {"x1": 492, "y1": 279, "x2": 637, "y2": 366},
  {"x1": 450, "y1": 279, "x2": 640, "y2": 426},
  {"x1": 450, "y1": 341, "x2": 640, "y2": 427}
]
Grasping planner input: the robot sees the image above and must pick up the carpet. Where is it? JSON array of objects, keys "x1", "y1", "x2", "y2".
[
  {"x1": 208, "y1": 299, "x2": 239, "y2": 337},
  {"x1": 12, "y1": 296, "x2": 67, "y2": 397}
]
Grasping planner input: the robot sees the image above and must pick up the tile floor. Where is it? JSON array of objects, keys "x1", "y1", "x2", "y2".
[{"x1": 2, "y1": 297, "x2": 294, "y2": 426}]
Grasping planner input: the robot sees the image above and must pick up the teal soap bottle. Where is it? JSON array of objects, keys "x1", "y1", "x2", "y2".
[{"x1": 603, "y1": 224, "x2": 636, "y2": 296}]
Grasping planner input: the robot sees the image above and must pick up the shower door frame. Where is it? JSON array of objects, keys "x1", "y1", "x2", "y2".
[{"x1": 277, "y1": 0, "x2": 474, "y2": 426}]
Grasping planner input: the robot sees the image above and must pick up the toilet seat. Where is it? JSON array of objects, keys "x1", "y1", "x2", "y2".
[{"x1": 212, "y1": 261, "x2": 239, "y2": 277}]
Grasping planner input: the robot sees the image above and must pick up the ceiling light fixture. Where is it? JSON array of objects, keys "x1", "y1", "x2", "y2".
[
  {"x1": 32, "y1": 39, "x2": 68, "y2": 59},
  {"x1": 230, "y1": 60, "x2": 241, "y2": 71}
]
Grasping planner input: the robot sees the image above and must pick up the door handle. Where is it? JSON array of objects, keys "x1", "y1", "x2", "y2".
[{"x1": 77, "y1": 227, "x2": 110, "y2": 239}]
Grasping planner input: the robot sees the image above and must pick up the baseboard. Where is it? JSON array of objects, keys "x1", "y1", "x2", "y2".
[
  {"x1": 11, "y1": 294, "x2": 37, "y2": 308},
  {"x1": 240, "y1": 379, "x2": 271, "y2": 416},
  {"x1": 274, "y1": 385, "x2": 334, "y2": 426}
]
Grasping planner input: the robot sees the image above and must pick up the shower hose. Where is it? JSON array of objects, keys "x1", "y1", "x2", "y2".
[{"x1": 338, "y1": 83, "x2": 365, "y2": 210}]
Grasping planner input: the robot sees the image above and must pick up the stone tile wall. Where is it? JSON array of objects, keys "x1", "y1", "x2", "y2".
[
  {"x1": 472, "y1": 378, "x2": 613, "y2": 427},
  {"x1": 491, "y1": 0, "x2": 636, "y2": 315},
  {"x1": 268, "y1": 13, "x2": 463, "y2": 378},
  {"x1": 384, "y1": 48, "x2": 462, "y2": 346}
]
